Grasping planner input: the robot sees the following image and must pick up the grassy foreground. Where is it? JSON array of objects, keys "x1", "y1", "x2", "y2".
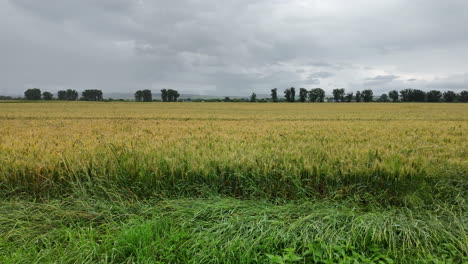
[{"x1": 0, "y1": 102, "x2": 467, "y2": 263}]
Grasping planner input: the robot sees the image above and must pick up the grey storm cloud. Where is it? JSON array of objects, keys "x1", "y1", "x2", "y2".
[
  {"x1": 365, "y1": 75, "x2": 400, "y2": 85},
  {"x1": 1, "y1": 0, "x2": 468, "y2": 96},
  {"x1": 304, "y1": 78, "x2": 321, "y2": 85},
  {"x1": 309, "y1": 72, "x2": 335, "y2": 79}
]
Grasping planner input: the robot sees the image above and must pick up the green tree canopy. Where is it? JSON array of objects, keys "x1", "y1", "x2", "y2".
[
  {"x1": 42, "y1": 91, "x2": 53, "y2": 100},
  {"x1": 24, "y1": 88, "x2": 42, "y2": 100}
]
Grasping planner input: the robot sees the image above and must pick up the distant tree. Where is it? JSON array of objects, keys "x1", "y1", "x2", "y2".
[
  {"x1": 459, "y1": 91, "x2": 468, "y2": 102},
  {"x1": 299, "y1": 88, "x2": 308, "y2": 102},
  {"x1": 388, "y1": 90, "x2": 399, "y2": 102},
  {"x1": 378, "y1": 94, "x2": 390, "y2": 102},
  {"x1": 42, "y1": 91, "x2": 53, "y2": 100},
  {"x1": 224, "y1": 96, "x2": 231, "y2": 102},
  {"x1": 271, "y1": 88, "x2": 278, "y2": 102},
  {"x1": 443, "y1": 91, "x2": 457, "y2": 102},
  {"x1": 24, "y1": 88, "x2": 42, "y2": 100},
  {"x1": 413, "y1": 89, "x2": 426, "y2": 102},
  {"x1": 284, "y1": 88, "x2": 292, "y2": 102},
  {"x1": 250, "y1": 92, "x2": 257, "y2": 102},
  {"x1": 362, "y1": 89, "x2": 374, "y2": 102},
  {"x1": 399, "y1": 89, "x2": 410, "y2": 102},
  {"x1": 68, "y1": 89, "x2": 78, "y2": 100},
  {"x1": 57, "y1": 90, "x2": 67, "y2": 100},
  {"x1": 344, "y1": 92, "x2": 353, "y2": 102},
  {"x1": 58, "y1": 89, "x2": 79, "y2": 101},
  {"x1": 307, "y1": 89, "x2": 315, "y2": 102},
  {"x1": 141, "y1": 89, "x2": 152, "y2": 102},
  {"x1": 426, "y1": 90, "x2": 442, "y2": 102},
  {"x1": 134, "y1": 90, "x2": 143, "y2": 102},
  {"x1": 400, "y1": 89, "x2": 425, "y2": 102},
  {"x1": 290, "y1": 87, "x2": 295, "y2": 102},
  {"x1": 355, "y1": 91, "x2": 362, "y2": 102},
  {"x1": 81, "y1": 90, "x2": 103, "y2": 101},
  {"x1": 167, "y1": 89, "x2": 180, "y2": 102},
  {"x1": 161, "y1": 89, "x2": 168, "y2": 102},
  {"x1": 332, "y1": 88, "x2": 345, "y2": 102},
  {"x1": 308, "y1": 88, "x2": 325, "y2": 102}
]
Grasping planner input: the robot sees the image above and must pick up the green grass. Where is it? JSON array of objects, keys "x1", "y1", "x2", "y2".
[{"x1": 1, "y1": 197, "x2": 466, "y2": 264}]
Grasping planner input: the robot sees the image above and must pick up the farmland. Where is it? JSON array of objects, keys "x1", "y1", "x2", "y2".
[{"x1": 0, "y1": 102, "x2": 467, "y2": 263}]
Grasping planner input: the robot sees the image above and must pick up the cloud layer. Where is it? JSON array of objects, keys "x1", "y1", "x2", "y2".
[{"x1": 1, "y1": 0, "x2": 468, "y2": 96}]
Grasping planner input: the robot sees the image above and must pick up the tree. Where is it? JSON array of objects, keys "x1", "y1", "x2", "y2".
[
  {"x1": 250, "y1": 92, "x2": 257, "y2": 102},
  {"x1": 57, "y1": 90, "x2": 67, "y2": 100},
  {"x1": 141, "y1": 89, "x2": 152, "y2": 102},
  {"x1": 57, "y1": 89, "x2": 79, "y2": 101},
  {"x1": 284, "y1": 88, "x2": 292, "y2": 102},
  {"x1": 355, "y1": 91, "x2": 361, "y2": 102},
  {"x1": 271, "y1": 88, "x2": 278, "y2": 102},
  {"x1": 24, "y1": 88, "x2": 42, "y2": 100},
  {"x1": 378, "y1": 94, "x2": 390, "y2": 102},
  {"x1": 42, "y1": 91, "x2": 53, "y2": 100},
  {"x1": 426, "y1": 90, "x2": 442, "y2": 102},
  {"x1": 290, "y1": 87, "x2": 295, "y2": 102},
  {"x1": 308, "y1": 88, "x2": 325, "y2": 102},
  {"x1": 344, "y1": 92, "x2": 353, "y2": 102},
  {"x1": 332, "y1": 88, "x2": 345, "y2": 102},
  {"x1": 161, "y1": 89, "x2": 168, "y2": 102},
  {"x1": 400, "y1": 89, "x2": 425, "y2": 102},
  {"x1": 362, "y1": 89, "x2": 373, "y2": 102},
  {"x1": 299, "y1": 88, "x2": 308, "y2": 102},
  {"x1": 167, "y1": 89, "x2": 180, "y2": 102},
  {"x1": 68, "y1": 89, "x2": 79, "y2": 100},
  {"x1": 81, "y1": 90, "x2": 103, "y2": 101},
  {"x1": 443, "y1": 91, "x2": 457, "y2": 102},
  {"x1": 134, "y1": 90, "x2": 143, "y2": 102},
  {"x1": 388, "y1": 90, "x2": 399, "y2": 102},
  {"x1": 459, "y1": 91, "x2": 468, "y2": 102},
  {"x1": 224, "y1": 96, "x2": 231, "y2": 102},
  {"x1": 413, "y1": 89, "x2": 426, "y2": 102},
  {"x1": 399, "y1": 89, "x2": 410, "y2": 102}
]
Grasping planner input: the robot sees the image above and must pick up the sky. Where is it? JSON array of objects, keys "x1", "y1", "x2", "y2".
[{"x1": 1, "y1": 0, "x2": 468, "y2": 96}]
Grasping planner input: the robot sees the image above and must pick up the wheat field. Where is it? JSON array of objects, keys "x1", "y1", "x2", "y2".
[{"x1": 1, "y1": 102, "x2": 467, "y2": 263}]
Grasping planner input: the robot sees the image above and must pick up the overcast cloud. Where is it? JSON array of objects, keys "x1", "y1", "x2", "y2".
[{"x1": 1, "y1": 0, "x2": 468, "y2": 96}]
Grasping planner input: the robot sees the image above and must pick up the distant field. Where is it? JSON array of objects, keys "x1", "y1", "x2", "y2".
[
  {"x1": 1, "y1": 102, "x2": 467, "y2": 263},
  {"x1": 1, "y1": 101, "x2": 467, "y2": 120}
]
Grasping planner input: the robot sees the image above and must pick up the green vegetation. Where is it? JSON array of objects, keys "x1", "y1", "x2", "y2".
[
  {"x1": 3, "y1": 88, "x2": 468, "y2": 102},
  {"x1": 0, "y1": 102, "x2": 466, "y2": 263},
  {"x1": 135, "y1": 89, "x2": 153, "y2": 102}
]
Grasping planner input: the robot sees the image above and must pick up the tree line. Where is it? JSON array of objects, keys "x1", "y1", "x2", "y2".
[
  {"x1": 134, "y1": 89, "x2": 181, "y2": 102},
  {"x1": 3, "y1": 87, "x2": 467, "y2": 102},
  {"x1": 15, "y1": 88, "x2": 182, "y2": 102},
  {"x1": 21, "y1": 88, "x2": 105, "y2": 101},
  {"x1": 262, "y1": 87, "x2": 467, "y2": 103}
]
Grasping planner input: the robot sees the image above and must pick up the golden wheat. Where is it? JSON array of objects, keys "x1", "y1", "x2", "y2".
[{"x1": 0, "y1": 102, "x2": 466, "y2": 200}]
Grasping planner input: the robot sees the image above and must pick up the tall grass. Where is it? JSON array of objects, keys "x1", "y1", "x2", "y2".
[{"x1": 1, "y1": 197, "x2": 466, "y2": 263}]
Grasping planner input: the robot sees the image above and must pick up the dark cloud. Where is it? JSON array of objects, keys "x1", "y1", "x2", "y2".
[
  {"x1": 365, "y1": 75, "x2": 400, "y2": 84},
  {"x1": 304, "y1": 78, "x2": 321, "y2": 85},
  {"x1": 308, "y1": 62, "x2": 333, "y2": 67},
  {"x1": 309, "y1": 72, "x2": 335, "y2": 79},
  {"x1": 1, "y1": 0, "x2": 468, "y2": 96}
]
